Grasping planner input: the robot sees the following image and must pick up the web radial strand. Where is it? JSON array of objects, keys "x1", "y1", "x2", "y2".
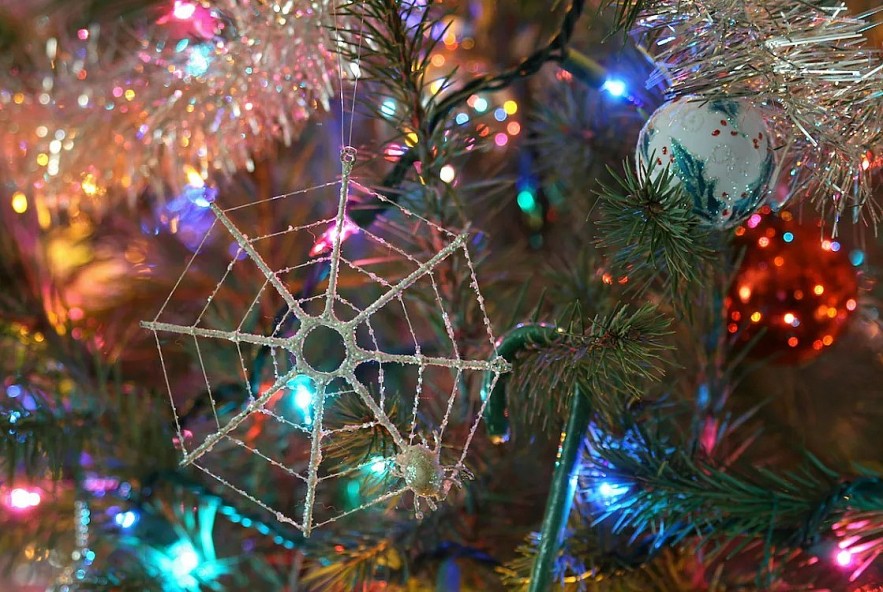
[
  {"x1": 302, "y1": 379, "x2": 328, "y2": 535},
  {"x1": 209, "y1": 203, "x2": 306, "y2": 319},
  {"x1": 325, "y1": 148, "x2": 356, "y2": 315},
  {"x1": 140, "y1": 322, "x2": 290, "y2": 349},
  {"x1": 344, "y1": 371, "x2": 406, "y2": 450}
]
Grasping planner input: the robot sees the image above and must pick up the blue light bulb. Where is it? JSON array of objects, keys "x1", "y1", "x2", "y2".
[
  {"x1": 601, "y1": 78, "x2": 628, "y2": 98},
  {"x1": 287, "y1": 375, "x2": 317, "y2": 426},
  {"x1": 114, "y1": 510, "x2": 139, "y2": 529},
  {"x1": 596, "y1": 481, "x2": 629, "y2": 502}
]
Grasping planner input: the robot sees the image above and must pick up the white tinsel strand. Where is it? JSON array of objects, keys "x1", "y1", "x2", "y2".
[
  {"x1": 0, "y1": 1, "x2": 341, "y2": 214},
  {"x1": 632, "y1": 1, "x2": 883, "y2": 227}
]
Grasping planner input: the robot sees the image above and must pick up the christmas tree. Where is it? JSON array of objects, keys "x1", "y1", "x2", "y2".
[{"x1": 1, "y1": 0, "x2": 883, "y2": 590}]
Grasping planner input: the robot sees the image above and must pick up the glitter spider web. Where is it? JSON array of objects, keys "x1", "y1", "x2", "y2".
[{"x1": 142, "y1": 148, "x2": 508, "y2": 536}]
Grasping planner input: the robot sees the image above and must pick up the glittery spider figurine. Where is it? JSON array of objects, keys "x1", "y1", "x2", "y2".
[
  {"x1": 143, "y1": 147, "x2": 508, "y2": 535},
  {"x1": 392, "y1": 434, "x2": 474, "y2": 518}
]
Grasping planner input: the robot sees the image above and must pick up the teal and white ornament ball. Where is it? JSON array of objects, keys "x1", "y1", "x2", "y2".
[{"x1": 636, "y1": 97, "x2": 775, "y2": 228}]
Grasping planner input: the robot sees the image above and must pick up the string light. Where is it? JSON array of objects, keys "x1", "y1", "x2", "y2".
[
  {"x1": 287, "y1": 374, "x2": 317, "y2": 426},
  {"x1": 308, "y1": 216, "x2": 359, "y2": 257},
  {"x1": 113, "y1": 510, "x2": 140, "y2": 529},
  {"x1": 368, "y1": 458, "x2": 388, "y2": 475},
  {"x1": 172, "y1": 1, "x2": 198, "y2": 20},
  {"x1": 595, "y1": 481, "x2": 629, "y2": 502},
  {"x1": 517, "y1": 190, "x2": 538, "y2": 214},
  {"x1": 11, "y1": 191, "x2": 28, "y2": 214},
  {"x1": 185, "y1": 45, "x2": 213, "y2": 78},
  {"x1": 6, "y1": 487, "x2": 41, "y2": 511},
  {"x1": 166, "y1": 540, "x2": 200, "y2": 586},
  {"x1": 439, "y1": 164, "x2": 456, "y2": 183},
  {"x1": 183, "y1": 165, "x2": 205, "y2": 189},
  {"x1": 836, "y1": 548, "x2": 853, "y2": 568},
  {"x1": 380, "y1": 98, "x2": 397, "y2": 118},
  {"x1": 600, "y1": 78, "x2": 628, "y2": 98}
]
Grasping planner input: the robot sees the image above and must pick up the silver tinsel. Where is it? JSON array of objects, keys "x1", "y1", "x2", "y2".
[
  {"x1": 0, "y1": 0, "x2": 341, "y2": 213},
  {"x1": 633, "y1": 1, "x2": 883, "y2": 229}
]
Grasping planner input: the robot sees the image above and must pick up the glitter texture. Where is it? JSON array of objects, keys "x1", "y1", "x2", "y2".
[{"x1": 142, "y1": 149, "x2": 509, "y2": 536}]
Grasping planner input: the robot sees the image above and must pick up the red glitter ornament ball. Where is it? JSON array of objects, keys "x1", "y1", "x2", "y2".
[{"x1": 725, "y1": 208, "x2": 859, "y2": 364}]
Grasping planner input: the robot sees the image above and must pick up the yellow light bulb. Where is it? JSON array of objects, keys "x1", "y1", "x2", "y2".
[{"x1": 11, "y1": 191, "x2": 28, "y2": 214}]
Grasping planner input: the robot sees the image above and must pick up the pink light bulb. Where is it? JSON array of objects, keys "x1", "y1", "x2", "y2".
[
  {"x1": 7, "y1": 487, "x2": 41, "y2": 510},
  {"x1": 835, "y1": 549, "x2": 853, "y2": 567},
  {"x1": 173, "y1": 1, "x2": 197, "y2": 20},
  {"x1": 310, "y1": 219, "x2": 359, "y2": 257},
  {"x1": 158, "y1": 1, "x2": 219, "y2": 41}
]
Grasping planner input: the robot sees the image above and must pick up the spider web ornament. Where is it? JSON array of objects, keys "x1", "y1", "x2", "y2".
[{"x1": 142, "y1": 147, "x2": 508, "y2": 535}]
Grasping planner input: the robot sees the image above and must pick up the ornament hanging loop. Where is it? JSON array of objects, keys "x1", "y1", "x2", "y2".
[{"x1": 340, "y1": 146, "x2": 358, "y2": 174}]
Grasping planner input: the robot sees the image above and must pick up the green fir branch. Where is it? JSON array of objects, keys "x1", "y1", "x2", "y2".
[
  {"x1": 335, "y1": 0, "x2": 587, "y2": 228},
  {"x1": 510, "y1": 304, "x2": 672, "y2": 435},
  {"x1": 587, "y1": 414, "x2": 883, "y2": 577},
  {"x1": 323, "y1": 394, "x2": 404, "y2": 474},
  {"x1": 596, "y1": 159, "x2": 718, "y2": 316},
  {"x1": 1, "y1": 409, "x2": 91, "y2": 482},
  {"x1": 302, "y1": 534, "x2": 409, "y2": 592},
  {"x1": 500, "y1": 536, "x2": 731, "y2": 592},
  {"x1": 598, "y1": 0, "x2": 649, "y2": 34}
]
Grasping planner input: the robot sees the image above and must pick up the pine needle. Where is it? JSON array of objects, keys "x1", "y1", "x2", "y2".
[
  {"x1": 596, "y1": 159, "x2": 718, "y2": 317},
  {"x1": 509, "y1": 303, "x2": 673, "y2": 436}
]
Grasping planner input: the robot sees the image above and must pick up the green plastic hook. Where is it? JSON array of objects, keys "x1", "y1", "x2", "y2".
[{"x1": 481, "y1": 323, "x2": 592, "y2": 592}]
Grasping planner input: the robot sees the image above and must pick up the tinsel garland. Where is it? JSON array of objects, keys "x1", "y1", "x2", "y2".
[
  {"x1": 632, "y1": 1, "x2": 883, "y2": 228},
  {"x1": 0, "y1": 0, "x2": 341, "y2": 214}
]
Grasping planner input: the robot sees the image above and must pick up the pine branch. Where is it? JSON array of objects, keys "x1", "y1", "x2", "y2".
[
  {"x1": 302, "y1": 534, "x2": 407, "y2": 591},
  {"x1": 586, "y1": 413, "x2": 883, "y2": 578},
  {"x1": 500, "y1": 537, "x2": 730, "y2": 592},
  {"x1": 1, "y1": 408, "x2": 91, "y2": 481},
  {"x1": 510, "y1": 304, "x2": 672, "y2": 436},
  {"x1": 322, "y1": 394, "x2": 404, "y2": 473},
  {"x1": 335, "y1": 0, "x2": 587, "y2": 228},
  {"x1": 598, "y1": 1, "x2": 649, "y2": 34},
  {"x1": 596, "y1": 159, "x2": 718, "y2": 316}
]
